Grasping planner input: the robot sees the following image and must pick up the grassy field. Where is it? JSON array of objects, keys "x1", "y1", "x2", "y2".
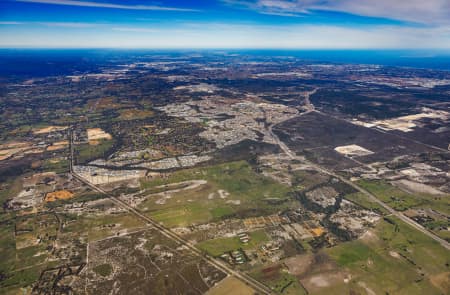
[
  {"x1": 138, "y1": 161, "x2": 295, "y2": 228},
  {"x1": 93, "y1": 263, "x2": 113, "y2": 277},
  {"x1": 61, "y1": 210, "x2": 146, "y2": 242},
  {"x1": 0, "y1": 214, "x2": 61, "y2": 292},
  {"x1": 197, "y1": 230, "x2": 269, "y2": 257},
  {"x1": 0, "y1": 222, "x2": 16, "y2": 276},
  {"x1": 0, "y1": 204, "x2": 147, "y2": 291},
  {"x1": 75, "y1": 138, "x2": 115, "y2": 164},
  {"x1": 324, "y1": 216, "x2": 450, "y2": 295},
  {"x1": 41, "y1": 158, "x2": 69, "y2": 174},
  {"x1": 250, "y1": 264, "x2": 307, "y2": 295},
  {"x1": 291, "y1": 170, "x2": 330, "y2": 191},
  {"x1": 343, "y1": 191, "x2": 389, "y2": 215},
  {"x1": 358, "y1": 179, "x2": 449, "y2": 215}
]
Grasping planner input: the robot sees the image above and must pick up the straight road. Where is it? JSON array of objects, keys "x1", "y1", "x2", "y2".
[
  {"x1": 68, "y1": 129, "x2": 273, "y2": 294},
  {"x1": 268, "y1": 124, "x2": 450, "y2": 250}
]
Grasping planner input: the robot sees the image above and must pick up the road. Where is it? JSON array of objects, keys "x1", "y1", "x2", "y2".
[
  {"x1": 268, "y1": 123, "x2": 450, "y2": 250},
  {"x1": 302, "y1": 88, "x2": 317, "y2": 112},
  {"x1": 68, "y1": 129, "x2": 273, "y2": 295}
]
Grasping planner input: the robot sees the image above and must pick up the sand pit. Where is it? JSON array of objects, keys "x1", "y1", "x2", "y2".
[
  {"x1": 44, "y1": 190, "x2": 74, "y2": 202},
  {"x1": 0, "y1": 142, "x2": 33, "y2": 161},
  {"x1": 372, "y1": 109, "x2": 448, "y2": 132},
  {"x1": 334, "y1": 144, "x2": 374, "y2": 157},
  {"x1": 33, "y1": 125, "x2": 68, "y2": 134},
  {"x1": 389, "y1": 251, "x2": 401, "y2": 259},
  {"x1": 0, "y1": 147, "x2": 25, "y2": 161},
  {"x1": 87, "y1": 128, "x2": 112, "y2": 141},
  {"x1": 87, "y1": 128, "x2": 112, "y2": 145},
  {"x1": 310, "y1": 227, "x2": 326, "y2": 237},
  {"x1": 46, "y1": 140, "x2": 69, "y2": 151}
]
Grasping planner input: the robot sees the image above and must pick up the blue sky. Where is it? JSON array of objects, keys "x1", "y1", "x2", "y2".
[{"x1": 1, "y1": 0, "x2": 449, "y2": 48}]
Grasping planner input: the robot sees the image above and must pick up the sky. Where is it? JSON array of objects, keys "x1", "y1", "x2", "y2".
[{"x1": 0, "y1": 0, "x2": 450, "y2": 48}]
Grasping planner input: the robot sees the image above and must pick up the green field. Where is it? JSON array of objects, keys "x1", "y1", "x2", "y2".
[
  {"x1": 0, "y1": 204, "x2": 147, "y2": 292},
  {"x1": 197, "y1": 230, "x2": 269, "y2": 257},
  {"x1": 61, "y1": 210, "x2": 145, "y2": 242},
  {"x1": 41, "y1": 158, "x2": 69, "y2": 174},
  {"x1": 138, "y1": 161, "x2": 295, "y2": 227},
  {"x1": 93, "y1": 263, "x2": 113, "y2": 277},
  {"x1": 75, "y1": 138, "x2": 115, "y2": 164},
  {"x1": 0, "y1": 177, "x2": 22, "y2": 216},
  {"x1": 0, "y1": 214, "x2": 61, "y2": 292},
  {"x1": 324, "y1": 216, "x2": 450, "y2": 295},
  {"x1": 357, "y1": 179, "x2": 449, "y2": 214},
  {"x1": 250, "y1": 265, "x2": 307, "y2": 295},
  {"x1": 0, "y1": 222, "x2": 16, "y2": 276},
  {"x1": 343, "y1": 191, "x2": 389, "y2": 215}
]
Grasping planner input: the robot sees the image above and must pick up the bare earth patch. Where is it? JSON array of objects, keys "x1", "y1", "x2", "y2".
[
  {"x1": 430, "y1": 272, "x2": 450, "y2": 293},
  {"x1": 285, "y1": 254, "x2": 314, "y2": 276},
  {"x1": 334, "y1": 144, "x2": 374, "y2": 157},
  {"x1": 33, "y1": 125, "x2": 68, "y2": 134},
  {"x1": 392, "y1": 179, "x2": 446, "y2": 196},
  {"x1": 302, "y1": 272, "x2": 346, "y2": 290},
  {"x1": 46, "y1": 140, "x2": 69, "y2": 151},
  {"x1": 371, "y1": 109, "x2": 449, "y2": 132},
  {"x1": 205, "y1": 276, "x2": 255, "y2": 295},
  {"x1": 44, "y1": 190, "x2": 74, "y2": 202},
  {"x1": 87, "y1": 128, "x2": 112, "y2": 143}
]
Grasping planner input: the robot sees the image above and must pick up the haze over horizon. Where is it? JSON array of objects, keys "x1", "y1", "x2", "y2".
[{"x1": 1, "y1": 0, "x2": 450, "y2": 49}]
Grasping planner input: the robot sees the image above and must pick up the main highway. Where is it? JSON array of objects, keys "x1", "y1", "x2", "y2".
[
  {"x1": 68, "y1": 129, "x2": 273, "y2": 295},
  {"x1": 268, "y1": 119, "x2": 450, "y2": 251}
]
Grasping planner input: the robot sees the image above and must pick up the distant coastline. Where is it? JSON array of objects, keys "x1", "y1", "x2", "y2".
[{"x1": 1, "y1": 49, "x2": 450, "y2": 77}]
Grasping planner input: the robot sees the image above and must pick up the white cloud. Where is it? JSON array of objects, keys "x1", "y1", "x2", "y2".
[
  {"x1": 112, "y1": 27, "x2": 159, "y2": 33},
  {"x1": 15, "y1": 0, "x2": 199, "y2": 12},
  {"x1": 223, "y1": 0, "x2": 450, "y2": 24},
  {"x1": 0, "y1": 21, "x2": 25, "y2": 25},
  {"x1": 38, "y1": 22, "x2": 99, "y2": 27},
  {"x1": 1, "y1": 23, "x2": 449, "y2": 48},
  {"x1": 0, "y1": 21, "x2": 101, "y2": 27}
]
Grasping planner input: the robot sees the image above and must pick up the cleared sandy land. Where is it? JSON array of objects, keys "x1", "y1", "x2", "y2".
[
  {"x1": 285, "y1": 254, "x2": 314, "y2": 276},
  {"x1": 430, "y1": 272, "x2": 450, "y2": 294},
  {"x1": 87, "y1": 128, "x2": 112, "y2": 141},
  {"x1": 44, "y1": 190, "x2": 74, "y2": 202},
  {"x1": 372, "y1": 110, "x2": 448, "y2": 132},
  {"x1": 301, "y1": 271, "x2": 346, "y2": 292},
  {"x1": 334, "y1": 144, "x2": 374, "y2": 157},
  {"x1": 0, "y1": 141, "x2": 29, "y2": 150},
  {"x1": 33, "y1": 125, "x2": 68, "y2": 134},
  {"x1": 205, "y1": 276, "x2": 255, "y2": 295},
  {"x1": 46, "y1": 140, "x2": 69, "y2": 151},
  {"x1": 0, "y1": 141, "x2": 34, "y2": 161},
  {"x1": 0, "y1": 147, "x2": 25, "y2": 161},
  {"x1": 351, "y1": 109, "x2": 449, "y2": 132},
  {"x1": 392, "y1": 179, "x2": 446, "y2": 195}
]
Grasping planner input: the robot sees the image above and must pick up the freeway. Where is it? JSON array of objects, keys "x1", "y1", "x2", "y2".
[
  {"x1": 68, "y1": 129, "x2": 273, "y2": 295},
  {"x1": 268, "y1": 122, "x2": 450, "y2": 251}
]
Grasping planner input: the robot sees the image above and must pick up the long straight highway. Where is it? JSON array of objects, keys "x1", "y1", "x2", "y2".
[
  {"x1": 268, "y1": 121, "x2": 450, "y2": 251},
  {"x1": 68, "y1": 129, "x2": 273, "y2": 295}
]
